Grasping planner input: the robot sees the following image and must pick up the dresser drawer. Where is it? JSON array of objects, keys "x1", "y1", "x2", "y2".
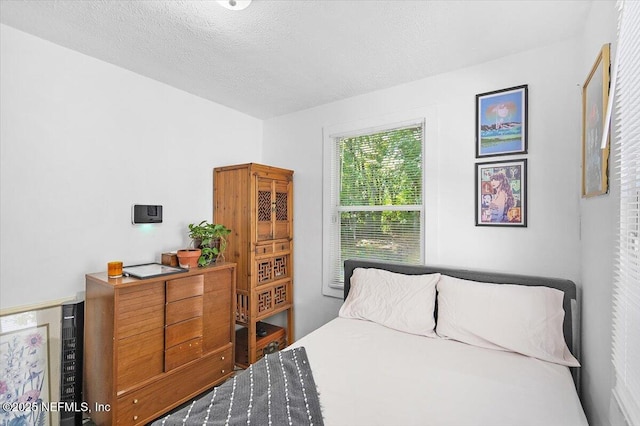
[
  {"x1": 165, "y1": 295, "x2": 203, "y2": 325},
  {"x1": 117, "y1": 282, "x2": 165, "y2": 339},
  {"x1": 255, "y1": 242, "x2": 273, "y2": 256},
  {"x1": 274, "y1": 240, "x2": 290, "y2": 253},
  {"x1": 165, "y1": 317, "x2": 202, "y2": 348},
  {"x1": 165, "y1": 337, "x2": 202, "y2": 371},
  {"x1": 255, "y1": 240, "x2": 290, "y2": 256},
  {"x1": 166, "y1": 275, "x2": 204, "y2": 302},
  {"x1": 116, "y1": 347, "x2": 233, "y2": 425}
]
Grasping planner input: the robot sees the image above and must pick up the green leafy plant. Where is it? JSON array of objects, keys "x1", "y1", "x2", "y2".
[{"x1": 187, "y1": 220, "x2": 232, "y2": 266}]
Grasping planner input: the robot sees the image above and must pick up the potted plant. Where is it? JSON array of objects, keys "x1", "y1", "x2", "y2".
[
  {"x1": 176, "y1": 248, "x2": 201, "y2": 269},
  {"x1": 188, "y1": 220, "x2": 232, "y2": 266}
]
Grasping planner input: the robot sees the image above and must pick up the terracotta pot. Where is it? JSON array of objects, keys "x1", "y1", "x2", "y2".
[{"x1": 176, "y1": 248, "x2": 201, "y2": 269}]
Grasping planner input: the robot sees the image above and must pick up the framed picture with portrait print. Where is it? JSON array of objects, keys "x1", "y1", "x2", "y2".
[{"x1": 475, "y1": 159, "x2": 527, "y2": 227}]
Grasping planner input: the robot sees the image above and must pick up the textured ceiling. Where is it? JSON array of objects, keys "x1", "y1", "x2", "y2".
[{"x1": 0, "y1": 0, "x2": 592, "y2": 119}]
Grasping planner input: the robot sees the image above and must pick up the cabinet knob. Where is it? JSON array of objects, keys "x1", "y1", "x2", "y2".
[
  {"x1": 133, "y1": 399, "x2": 138, "y2": 404},
  {"x1": 222, "y1": 369, "x2": 226, "y2": 374},
  {"x1": 221, "y1": 356, "x2": 225, "y2": 360},
  {"x1": 133, "y1": 415, "x2": 138, "y2": 421}
]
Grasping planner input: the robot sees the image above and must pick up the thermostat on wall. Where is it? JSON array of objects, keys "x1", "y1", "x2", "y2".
[{"x1": 132, "y1": 204, "x2": 163, "y2": 224}]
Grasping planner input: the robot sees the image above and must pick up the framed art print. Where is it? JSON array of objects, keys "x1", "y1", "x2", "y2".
[
  {"x1": 476, "y1": 85, "x2": 528, "y2": 158},
  {"x1": 476, "y1": 159, "x2": 527, "y2": 227},
  {"x1": 582, "y1": 43, "x2": 610, "y2": 197},
  {"x1": 0, "y1": 304, "x2": 63, "y2": 426}
]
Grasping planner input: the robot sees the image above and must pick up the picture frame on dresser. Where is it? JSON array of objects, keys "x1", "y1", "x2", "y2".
[
  {"x1": 476, "y1": 85, "x2": 528, "y2": 158},
  {"x1": 475, "y1": 159, "x2": 527, "y2": 227},
  {"x1": 122, "y1": 262, "x2": 186, "y2": 279}
]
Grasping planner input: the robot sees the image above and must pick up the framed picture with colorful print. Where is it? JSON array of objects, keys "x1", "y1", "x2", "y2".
[
  {"x1": 476, "y1": 159, "x2": 527, "y2": 227},
  {"x1": 582, "y1": 43, "x2": 610, "y2": 197},
  {"x1": 476, "y1": 85, "x2": 528, "y2": 158},
  {"x1": 0, "y1": 304, "x2": 62, "y2": 426}
]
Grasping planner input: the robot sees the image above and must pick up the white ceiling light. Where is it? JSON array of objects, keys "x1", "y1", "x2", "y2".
[{"x1": 217, "y1": 0, "x2": 252, "y2": 11}]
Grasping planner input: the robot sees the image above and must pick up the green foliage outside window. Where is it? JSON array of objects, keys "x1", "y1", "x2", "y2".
[{"x1": 338, "y1": 126, "x2": 423, "y2": 264}]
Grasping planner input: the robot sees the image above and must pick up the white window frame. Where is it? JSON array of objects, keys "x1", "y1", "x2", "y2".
[{"x1": 322, "y1": 116, "x2": 426, "y2": 298}]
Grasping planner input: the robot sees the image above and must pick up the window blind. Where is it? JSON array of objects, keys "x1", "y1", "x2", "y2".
[
  {"x1": 326, "y1": 123, "x2": 424, "y2": 290},
  {"x1": 612, "y1": 1, "x2": 640, "y2": 425}
]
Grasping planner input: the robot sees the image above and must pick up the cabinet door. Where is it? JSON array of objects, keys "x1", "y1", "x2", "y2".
[
  {"x1": 273, "y1": 179, "x2": 292, "y2": 240},
  {"x1": 255, "y1": 176, "x2": 292, "y2": 241},
  {"x1": 115, "y1": 282, "x2": 165, "y2": 391},
  {"x1": 202, "y1": 268, "x2": 233, "y2": 353}
]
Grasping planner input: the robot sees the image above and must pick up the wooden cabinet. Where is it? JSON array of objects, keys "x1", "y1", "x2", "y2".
[
  {"x1": 84, "y1": 263, "x2": 236, "y2": 425},
  {"x1": 214, "y1": 163, "x2": 294, "y2": 367}
]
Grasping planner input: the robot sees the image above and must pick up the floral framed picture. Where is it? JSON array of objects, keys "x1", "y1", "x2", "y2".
[
  {"x1": 476, "y1": 85, "x2": 528, "y2": 158},
  {"x1": 476, "y1": 159, "x2": 527, "y2": 227},
  {"x1": 582, "y1": 43, "x2": 610, "y2": 197},
  {"x1": 0, "y1": 325, "x2": 51, "y2": 425},
  {"x1": 0, "y1": 305, "x2": 62, "y2": 426}
]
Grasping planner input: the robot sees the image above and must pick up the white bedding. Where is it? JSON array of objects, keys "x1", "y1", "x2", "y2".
[{"x1": 290, "y1": 317, "x2": 588, "y2": 426}]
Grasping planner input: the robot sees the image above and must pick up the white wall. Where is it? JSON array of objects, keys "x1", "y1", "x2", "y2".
[
  {"x1": 263, "y1": 38, "x2": 584, "y2": 339},
  {"x1": 0, "y1": 24, "x2": 262, "y2": 310},
  {"x1": 578, "y1": 2, "x2": 618, "y2": 426}
]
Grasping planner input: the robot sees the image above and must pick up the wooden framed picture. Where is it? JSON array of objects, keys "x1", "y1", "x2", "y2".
[
  {"x1": 476, "y1": 85, "x2": 528, "y2": 158},
  {"x1": 476, "y1": 159, "x2": 527, "y2": 227},
  {"x1": 582, "y1": 43, "x2": 610, "y2": 197}
]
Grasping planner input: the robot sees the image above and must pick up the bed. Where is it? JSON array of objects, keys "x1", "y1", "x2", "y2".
[{"x1": 154, "y1": 259, "x2": 588, "y2": 426}]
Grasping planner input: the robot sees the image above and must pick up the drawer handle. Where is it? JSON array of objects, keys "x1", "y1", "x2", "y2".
[
  {"x1": 133, "y1": 399, "x2": 138, "y2": 404},
  {"x1": 263, "y1": 341, "x2": 279, "y2": 355}
]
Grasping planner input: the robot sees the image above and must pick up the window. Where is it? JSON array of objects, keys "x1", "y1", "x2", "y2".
[
  {"x1": 322, "y1": 119, "x2": 424, "y2": 297},
  {"x1": 612, "y1": 1, "x2": 640, "y2": 425}
]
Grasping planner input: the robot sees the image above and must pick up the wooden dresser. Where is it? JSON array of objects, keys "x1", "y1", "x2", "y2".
[
  {"x1": 213, "y1": 163, "x2": 294, "y2": 367},
  {"x1": 84, "y1": 262, "x2": 236, "y2": 425}
]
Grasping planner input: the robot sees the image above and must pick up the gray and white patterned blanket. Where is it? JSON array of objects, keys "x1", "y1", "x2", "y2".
[{"x1": 152, "y1": 347, "x2": 324, "y2": 426}]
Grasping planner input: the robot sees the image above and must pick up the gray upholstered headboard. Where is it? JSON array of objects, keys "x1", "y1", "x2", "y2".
[{"x1": 343, "y1": 259, "x2": 581, "y2": 385}]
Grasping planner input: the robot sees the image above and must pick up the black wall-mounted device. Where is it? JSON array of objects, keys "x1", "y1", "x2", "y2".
[{"x1": 132, "y1": 204, "x2": 163, "y2": 224}]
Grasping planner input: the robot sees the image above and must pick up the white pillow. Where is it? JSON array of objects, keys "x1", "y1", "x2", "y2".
[
  {"x1": 435, "y1": 274, "x2": 580, "y2": 367},
  {"x1": 339, "y1": 268, "x2": 440, "y2": 337}
]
